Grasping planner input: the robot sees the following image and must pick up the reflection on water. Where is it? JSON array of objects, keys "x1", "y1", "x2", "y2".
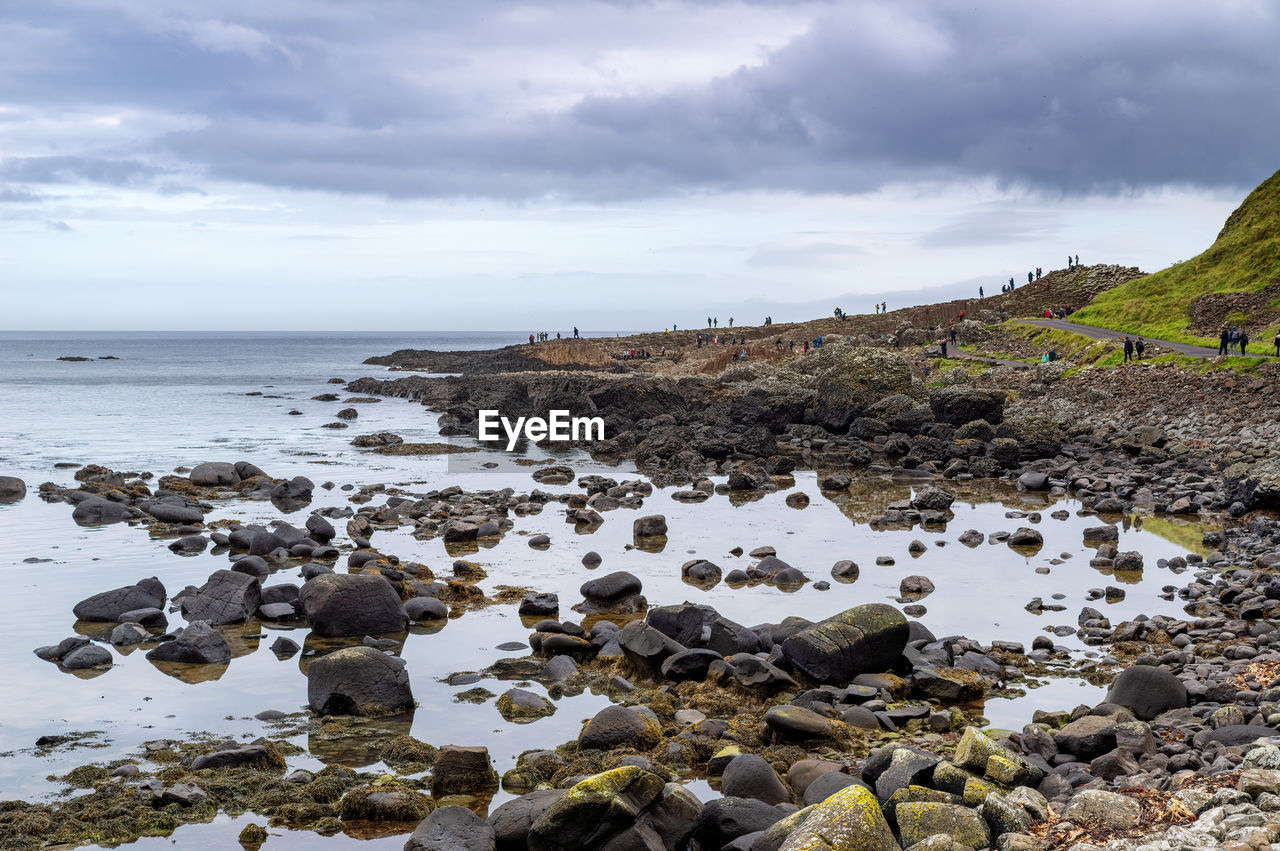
[{"x1": 0, "y1": 331, "x2": 1224, "y2": 846}]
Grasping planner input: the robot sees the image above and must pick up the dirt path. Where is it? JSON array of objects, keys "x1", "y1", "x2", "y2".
[{"x1": 1016, "y1": 318, "x2": 1276, "y2": 358}]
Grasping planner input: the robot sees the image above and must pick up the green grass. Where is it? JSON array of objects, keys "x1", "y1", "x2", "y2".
[{"x1": 1071, "y1": 168, "x2": 1280, "y2": 345}]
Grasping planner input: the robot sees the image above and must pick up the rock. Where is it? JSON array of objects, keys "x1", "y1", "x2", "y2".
[
  {"x1": 831, "y1": 561, "x2": 860, "y2": 583},
  {"x1": 1017, "y1": 471, "x2": 1049, "y2": 491},
  {"x1": 929, "y1": 386, "x2": 1005, "y2": 426},
  {"x1": 777, "y1": 783, "x2": 898, "y2": 851},
  {"x1": 405, "y1": 597, "x2": 448, "y2": 621},
  {"x1": 189, "y1": 744, "x2": 275, "y2": 771},
  {"x1": 1007, "y1": 528, "x2": 1043, "y2": 547},
  {"x1": 61, "y1": 644, "x2": 112, "y2": 669},
  {"x1": 1055, "y1": 716, "x2": 1117, "y2": 760},
  {"x1": 497, "y1": 688, "x2": 556, "y2": 722},
  {"x1": 1061, "y1": 789, "x2": 1140, "y2": 830},
  {"x1": 765, "y1": 705, "x2": 833, "y2": 741},
  {"x1": 305, "y1": 514, "x2": 336, "y2": 542},
  {"x1": 431, "y1": 746, "x2": 498, "y2": 796},
  {"x1": 519, "y1": 593, "x2": 559, "y2": 617},
  {"x1": 190, "y1": 462, "x2": 240, "y2": 486},
  {"x1": 1103, "y1": 665, "x2": 1187, "y2": 721},
  {"x1": 579, "y1": 706, "x2": 661, "y2": 751},
  {"x1": 582, "y1": 551, "x2": 602, "y2": 568},
  {"x1": 110, "y1": 622, "x2": 150, "y2": 646},
  {"x1": 156, "y1": 783, "x2": 208, "y2": 807},
  {"x1": 141, "y1": 498, "x2": 204, "y2": 524},
  {"x1": 900, "y1": 576, "x2": 935, "y2": 597},
  {"x1": 336, "y1": 407, "x2": 358, "y2": 419},
  {"x1": 71, "y1": 496, "x2": 136, "y2": 524},
  {"x1": 721, "y1": 754, "x2": 790, "y2": 805},
  {"x1": 821, "y1": 473, "x2": 852, "y2": 491},
  {"x1": 179, "y1": 570, "x2": 262, "y2": 625},
  {"x1": 896, "y1": 802, "x2": 990, "y2": 848},
  {"x1": 405, "y1": 805, "x2": 496, "y2": 851},
  {"x1": 911, "y1": 487, "x2": 955, "y2": 511},
  {"x1": 300, "y1": 573, "x2": 408, "y2": 636},
  {"x1": 802, "y1": 771, "x2": 864, "y2": 807},
  {"x1": 529, "y1": 767, "x2": 700, "y2": 850},
  {"x1": 528, "y1": 534, "x2": 551, "y2": 548},
  {"x1": 578, "y1": 571, "x2": 645, "y2": 613},
  {"x1": 270, "y1": 636, "x2": 300, "y2": 657},
  {"x1": 633, "y1": 515, "x2": 668, "y2": 537},
  {"x1": 307, "y1": 646, "x2": 413, "y2": 715},
  {"x1": 696, "y1": 796, "x2": 787, "y2": 850},
  {"x1": 617, "y1": 621, "x2": 684, "y2": 674},
  {"x1": 781, "y1": 604, "x2": 909, "y2": 683},
  {"x1": 1112, "y1": 551, "x2": 1143, "y2": 572},
  {"x1": 488, "y1": 790, "x2": 565, "y2": 850},
  {"x1": 660, "y1": 648, "x2": 724, "y2": 682},
  {"x1": 73, "y1": 579, "x2": 165, "y2": 622},
  {"x1": 876, "y1": 747, "x2": 942, "y2": 800},
  {"x1": 145, "y1": 620, "x2": 230, "y2": 664},
  {"x1": 0, "y1": 476, "x2": 27, "y2": 502},
  {"x1": 351, "y1": 432, "x2": 404, "y2": 448}
]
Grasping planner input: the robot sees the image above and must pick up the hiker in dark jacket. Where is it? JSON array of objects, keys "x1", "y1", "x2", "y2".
[
  {"x1": 1241, "y1": 331, "x2": 1249, "y2": 355},
  {"x1": 1274, "y1": 331, "x2": 1280, "y2": 357},
  {"x1": 1220, "y1": 328, "x2": 1230, "y2": 355},
  {"x1": 1135, "y1": 337, "x2": 1145, "y2": 359},
  {"x1": 1123, "y1": 336, "x2": 1134, "y2": 363}
]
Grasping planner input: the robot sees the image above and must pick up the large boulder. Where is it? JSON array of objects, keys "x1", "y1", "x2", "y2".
[
  {"x1": 617, "y1": 621, "x2": 684, "y2": 674},
  {"x1": 781, "y1": 604, "x2": 909, "y2": 683},
  {"x1": 528, "y1": 767, "x2": 701, "y2": 851},
  {"x1": 721, "y1": 754, "x2": 790, "y2": 805},
  {"x1": 1104, "y1": 665, "x2": 1188, "y2": 721},
  {"x1": 633, "y1": 515, "x2": 668, "y2": 538},
  {"x1": 929, "y1": 387, "x2": 1006, "y2": 426},
  {"x1": 810, "y1": 348, "x2": 916, "y2": 432},
  {"x1": 179, "y1": 570, "x2": 261, "y2": 625},
  {"x1": 896, "y1": 801, "x2": 990, "y2": 848},
  {"x1": 146, "y1": 621, "x2": 230, "y2": 664},
  {"x1": 488, "y1": 790, "x2": 566, "y2": 850},
  {"x1": 307, "y1": 646, "x2": 414, "y2": 715},
  {"x1": 777, "y1": 782, "x2": 899, "y2": 851},
  {"x1": 73, "y1": 579, "x2": 166, "y2": 622},
  {"x1": 71, "y1": 496, "x2": 136, "y2": 524},
  {"x1": 432, "y1": 746, "x2": 499, "y2": 796},
  {"x1": 577, "y1": 571, "x2": 645, "y2": 614},
  {"x1": 300, "y1": 573, "x2": 408, "y2": 636}
]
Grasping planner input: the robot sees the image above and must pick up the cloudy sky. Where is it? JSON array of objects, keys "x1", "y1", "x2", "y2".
[{"x1": 2, "y1": 0, "x2": 1278, "y2": 331}]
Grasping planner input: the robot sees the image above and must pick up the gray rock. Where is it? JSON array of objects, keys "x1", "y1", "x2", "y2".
[
  {"x1": 146, "y1": 620, "x2": 230, "y2": 664},
  {"x1": 307, "y1": 646, "x2": 413, "y2": 715},
  {"x1": 300, "y1": 573, "x2": 407, "y2": 636}
]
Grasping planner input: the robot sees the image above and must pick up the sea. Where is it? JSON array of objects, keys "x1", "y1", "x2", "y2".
[{"x1": 0, "y1": 331, "x2": 1209, "y2": 848}]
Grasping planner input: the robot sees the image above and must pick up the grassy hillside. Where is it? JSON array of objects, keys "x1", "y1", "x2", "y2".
[{"x1": 1071, "y1": 168, "x2": 1280, "y2": 345}]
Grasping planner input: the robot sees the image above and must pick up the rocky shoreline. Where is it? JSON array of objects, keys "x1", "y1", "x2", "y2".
[{"x1": 5, "y1": 296, "x2": 1280, "y2": 850}]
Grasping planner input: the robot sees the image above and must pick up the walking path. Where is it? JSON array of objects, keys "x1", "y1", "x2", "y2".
[{"x1": 1015, "y1": 319, "x2": 1275, "y2": 358}]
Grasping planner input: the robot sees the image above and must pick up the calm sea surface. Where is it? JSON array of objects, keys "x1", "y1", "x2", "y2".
[{"x1": 0, "y1": 331, "x2": 1212, "y2": 848}]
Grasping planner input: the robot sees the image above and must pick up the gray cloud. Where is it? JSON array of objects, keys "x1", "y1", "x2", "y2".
[
  {"x1": 3, "y1": 1, "x2": 1278, "y2": 202},
  {"x1": 45, "y1": 219, "x2": 73, "y2": 231},
  {"x1": 0, "y1": 187, "x2": 41, "y2": 202}
]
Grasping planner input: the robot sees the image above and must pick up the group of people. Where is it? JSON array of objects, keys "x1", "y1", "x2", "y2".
[
  {"x1": 622, "y1": 348, "x2": 654, "y2": 359},
  {"x1": 1219, "y1": 327, "x2": 1251, "y2": 355},
  {"x1": 1122, "y1": 336, "x2": 1147, "y2": 362},
  {"x1": 697, "y1": 332, "x2": 745, "y2": 347},
  {"x1": 833, "y1": 308, "x2": 847, "y2": 321},
  {"x1": 1042, "y1": 307, "x2": 1074, "y2": 319},
  {"x1": 872, "y1": 301, "x2": 888, "y2": 314},
  {"x1": 706, "y1": 316, "x2": 732, "y2": 328},
  {"x1": 1067, "y1": 254, "x2": 1081, "y2": 268}
]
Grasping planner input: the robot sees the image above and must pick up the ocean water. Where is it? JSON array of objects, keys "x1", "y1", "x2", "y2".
[{"x1": 0, "y1": 331, "x2": 1213, "y2": 847}]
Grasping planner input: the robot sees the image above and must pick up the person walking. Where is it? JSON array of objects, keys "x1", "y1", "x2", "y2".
[
  {"x1": 1027, "y1": 271, "x2": 1033, "y2": 284},
  {"x1": 1274, "y1": 329, "x2": 1280, "y2": 357},
  {"x1": 979, "y1": 286, "x2": 984, "y2": 298},
  {"x1": 949, "y1": 326, "x2": 957, "y2": 345},
  {"x1": 1009, "y1": 277, "x2": 1014, "y2": 290},
  {"x1": 881, "y1": 301, "x2": 886, "y2": 313},
  {"x1": 1230, "y1": 328, "x2": 1240, "y2": 355},
  {"x1": 1220, "y1": 327, "x2": 1230, "y2": 355},
  {"x1": 1068, "y1": 255, "x2": 1073, "y2": 268},
  {"x1": 1241, "y1": 330, "x2": 1249, "y2": 355},
  {"x1": 728, "y1": 317, "x2": 733, "y2": 328},
  {"x1": 1075, "y1": 254, "x2": 1080, "y2": 266},
  {"x1": 1135, "y1": 337, "x2": 1145, "y2": 359},
  {"x1": 1123, "y1": 336, "x2": 1134, "y2": 363},
  {"x1": 940, "y1": 339, "x2": 948, "y2": 357}
]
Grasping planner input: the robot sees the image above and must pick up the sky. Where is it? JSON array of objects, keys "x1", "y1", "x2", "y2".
[{"x1": 2, "y1": 0, "x2": 1279, "y2": 331}]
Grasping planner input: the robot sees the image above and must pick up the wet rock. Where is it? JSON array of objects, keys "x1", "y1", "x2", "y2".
[
  {"x1": 488, "y1": 789, "x2": 566, "y2": 849},
  {"x1": 1112, "y1": 551, "x2": 1143, "y2": 571},
  {"x1": 694, "y1": 796, "x2": 786, "y2": 850},
  {"x1": 821, "y1": 473, "x2": 852, "y2": 490},
  {"x1": 62, "y1": 643, "x2": 112, "y2": 669},
  {"x1": 0, "y1": 476, "x2": 27, "y2": 502},
  {"x1": 519, "y1": 593, "x2": 559, "y2": 617},
  {"x1": 73, "y1": 579, "x2": 165, "y2": 622},
  {"x1": 579, "y1": 706, "x2": 662, "y2": 751},
  {"x1": 780, "y1": 603, "x2": 909, "y2": 683},
  {"x1": 269, "y1": 636, "x2": 300, "y2": 657},
  {"x1": 300, "y1": 573, "x2": 408, "y2": 636},
  {"x1": 168, "y1": 534, "x2": 207, "y2": 554},
  {"x1": 405, "y1": 805, "x2": 496, "y2": 851},
  {"x1": 431, "y1": 746, "x2": 498, "y2": 796},
  {"x1": 617, "y1": 621, "x2": 684, "y2": 674},
  {"x1": 528, "y1": 767, "x2": 701, "y2": 850},
  {"x1": 900, "y1": 576, "x2": 935, "y2": 597},
  {"x1": 633, "y1": 515, "x2": 668, "y2": 537},
  {"x1": 190, "y1": 462, "x2": 239, "y2": 486},
  {"x1": 146, "y1": 620, "x2": 230, "y2": 664},
  {"x1": 307, "y1": 646, "x2": 413, "y2": 715},
  {"x1": 1054, "y1": 715, "x2": 1117, "y2": 760},
  {"x1": 660, "y1": 648, "x2": 724, "y2": 682},
  {"x1": 351, "y1": 432, "x2": 404, "y2": 448},
  {"x1": 1017, "y1": 471, "x2": 1049, "y2": 491},
  {"x1": 765, "y1": 705, "x2": 833, "y2": 741},
  {"x1": 189, "y1": 744, "x2": 275, "y2": 771},
  {"x1": 35, "y1": 636, "x2": 89, "y2": 662},
  {"x1": 179, "y1": 570, "x2": 262, "y2": 625},
  {"x1": 1103, "y1": 665, "x2": 1187, "y2": 721},
  {"x1": 305, "y1": 514, "x2": 336, "y2": 542},
  {"x1": 721, "y1": 754, "x2": 790, "y2": 805},
  {"x1": 1007, "y1": 528, "x2": 1042, "y2": 547},
  {"x1": 497, "y1": 688, "x2": 556, "y2": 722},
  {"x1": 912, "y1": 487, "x2": 955, "y2": 511},
  {"x1": 929, "y1": 386, "x2": 1006, "y2": 426},
  {"x1": 336, "y1": 407, "x2": 358, "y2": 419},
  {"x1": 405, "y1": 597, "x2": 448, "y2": 621},
  {"x1": 578, "y1": 571, "x2": 645, "y2": 613},
  {"x1": 581, "y1": 551, "x2": 602, "y2": 568},
  {"x1": 71, "y1": 496, "x2": 136, "y2": 524},
  {"x1": 110, "y1": 622, "x2": 150, "y2": 646},
  {"x1": 831, "y1": 560, "x2": 860, "y2": 583}
]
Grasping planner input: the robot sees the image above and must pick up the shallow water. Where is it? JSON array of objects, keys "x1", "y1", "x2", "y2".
[{"x1": 0, "y1": 332, "x2": 1216, "y2": 846}]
